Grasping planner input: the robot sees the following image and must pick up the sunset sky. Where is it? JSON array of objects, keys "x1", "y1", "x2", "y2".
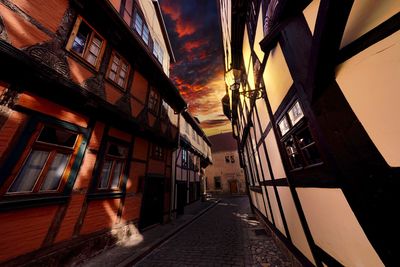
[{"x1": 159, "y1": 0, "x2": 231, "y2": 136}]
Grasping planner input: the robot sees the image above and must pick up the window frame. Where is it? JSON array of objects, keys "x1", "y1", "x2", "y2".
[
  {"x1": 277, "y1": 99, "x2": 323, "y2": 171},
  {"x1": 151, "y1": 144, "x2": 165, "y2": 161},
  {"x1": 106, "y1": 50, "x2": 130, "y2": 90},
  {"x1": 66, "y1": 16, "x2": 106, "y2": 70},
  {"x1": 147, "y1": 87, "x2": 161, "y2": 115},
  {"x1": 133, "y1": 8, "x2": 150, "y2": 46},
  {"x1": 89, "y1": 136, "x2": 131, "y2": 199},
  {"x1": 0, "y1": 116, "x2": 89, "y2": 209}
]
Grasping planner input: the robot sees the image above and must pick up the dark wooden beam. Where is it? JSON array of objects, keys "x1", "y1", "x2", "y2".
[{"x1": 306, "y1": 0, "x2": 354, "y2": 102}]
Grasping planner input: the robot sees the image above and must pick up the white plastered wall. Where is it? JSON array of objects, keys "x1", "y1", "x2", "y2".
[
  {"x1": 267, "y1": 186, "x2": 286, "y2": 237},
  {"x1": 263, "y1": 43, "x2": 293, "y2": 113},
  {"x1": 336, "y1": 30, "x2": 400, "y2": 167},
  {"x1": 138, "y1": 0, "x2": 171, "y2": 75},
  {"x1": 277, "y1": 187, "x2": 315, "y2": 264},
  {"x1": 340, "y1": 0, "x2": 400, "y2": 48},
  {"x1": 297, "y1": 188, "x2": 384, "y2": 267},
  {"x1": 303, "y1": 0, "x2": 321, "y2": 35},
  {"x1": 265, "y1": 130, "x2": 286, "y2": 179}
]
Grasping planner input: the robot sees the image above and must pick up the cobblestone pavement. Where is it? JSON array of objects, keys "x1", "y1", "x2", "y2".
[{"x1": 135, "y1": 196, "x2": 291, "y2": 267}]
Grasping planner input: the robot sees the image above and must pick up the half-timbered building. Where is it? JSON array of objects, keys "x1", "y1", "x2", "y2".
[
  {"x1": 172, "y1": 111, "x2": 212, "y2": 216},
  {"x1": 0, "y1": 0, "x2": 189, "y2": 264},
  {"x1": 219, "y1": 0, "x2": 399, "y2": 266}
]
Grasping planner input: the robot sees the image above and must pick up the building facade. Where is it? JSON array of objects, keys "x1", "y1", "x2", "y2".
[
  {"x1": 219, "y1": 0, "x2": 399, "y2": 266},
  {"x1": 205, "y1": 132, "x2": 246, "y2": 195},
  {"x1": 0, "y1": 0, "x2": 193, "y2": 265},
  {"x1": 172, "y1": 111, "x2": 212, "y2": 216}
]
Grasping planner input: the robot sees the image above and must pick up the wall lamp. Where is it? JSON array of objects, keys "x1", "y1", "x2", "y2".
[{"x1": 225, "y1": 68, "x2": 264, "y2": 99}]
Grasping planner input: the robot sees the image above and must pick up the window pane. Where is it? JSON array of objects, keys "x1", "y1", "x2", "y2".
[
  {"x1": 134, "y1": 13, "x2": 143, "y2": 33},
  {"x1": 89, "y1": 43, "x2": 100, "y2": 55},
  {"x1": 8, "y1": 150, "x2": 50, "y2": 193},
  {"x1": 278, "y1": 117, "x2": 290, "y2": 136},
  {"x1": 72, "y1": 22, "x2": 91, "y2": 55},
  {"x1": 117, "y1": 78, "x2": 124, "y2": 87},
  {"x1": 37, "y1": 126, "x2": 78, "y2": 148},
  {"x1": 142, "y1": 25, "x2": 149, "y2": 44},
  {"x1": 110, "y1": 161, "x2": 123, "y2": 189},
  {"x1": 86, "y1": 53, "x2": 97, "y2": 66},
  {"x1": 40, "y1": 153, "x2": 70, "y2": 191},
  {"x1": 99, "y1": 160, "x2": 112, "y2": 188},
  {"x1": 288, "y1": 101, "x2": 304, "y2": 126},
  {"x1": 284, "y1": 137, "x2": 303, "y2": 169},
  {"x1": 109, "y1": 71, "x2": 116, "y2": 81}
]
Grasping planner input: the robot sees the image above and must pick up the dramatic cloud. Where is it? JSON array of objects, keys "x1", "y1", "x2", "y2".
[{"x1": 160, "y1": 0, "x2": 231, "y2": 136}]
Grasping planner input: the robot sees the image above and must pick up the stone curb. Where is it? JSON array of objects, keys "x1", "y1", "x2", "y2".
[{"x1": 117, "y1": 199, "x2": 221, "y2": 267}]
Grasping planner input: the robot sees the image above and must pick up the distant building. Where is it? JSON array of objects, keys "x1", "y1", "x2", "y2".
[
  {"x1": 219, "y1": 0, "x2": 399, "y2": 266},
  {"x1": 172, "y1": 111, "x2": 212, "y2": 216},
  {"x1": 205, "y1": 132, "x2": 246, "y2": 195}
]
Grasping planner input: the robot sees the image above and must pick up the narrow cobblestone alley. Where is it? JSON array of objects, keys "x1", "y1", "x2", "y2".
[{"x1": 135, "y1": 196, "x2": 291, "y2": 267}]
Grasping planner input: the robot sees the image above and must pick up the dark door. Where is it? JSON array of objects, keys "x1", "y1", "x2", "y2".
[
  {"x1": 139, "y1": 176, "x2": 165, "y2": 229},
  {"x1": 176, "y1": 182, "x2": 186, "y2": 215},
  {"x1": 230, "y1": 180, "x2": 238, "y2": 194}
]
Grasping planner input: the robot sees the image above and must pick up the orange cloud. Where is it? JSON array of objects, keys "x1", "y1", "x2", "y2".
[
  {"x1": 161, "y1": 1, "x2": 196, "y2": 38},
  {"x1": 183, "y1": 40, "x2": 207, "y2": 52}
]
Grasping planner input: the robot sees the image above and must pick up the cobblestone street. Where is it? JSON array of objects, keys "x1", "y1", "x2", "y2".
[{"x1": 135, "y1": 196, "x2": 291, "y2": 267}]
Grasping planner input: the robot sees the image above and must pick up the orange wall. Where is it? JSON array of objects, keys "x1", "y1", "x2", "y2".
[
  {"x1": 54, "y1": 194, "x2": 85, "y2": 243},
  {"x1": 131, "y1": 97, "x2": 144, "y2": 118},
  {"x1": 12, "y1": 0, "x2": 68, "y2": 32},
  {"x1": 109, "y1": 0, "x2": 121, "y2": 12},
  {"x1": 133, "y1": 137, "x2": 149, "y2": 160},
  {"x1": 0, "y1": 206, "x2": 58, "y2": 262},
  {"x1": 105, "y1": 82, "x2": 123, "y2": 105},
  {"x1": 148, "y1": 159, "x2": 165, "y2": 175},
  {"x1": 127, "y1": 161, "x2": 146, "y2": 193},
  {"x1": 16, "y1": 92, "x2": 89, "y2": 128},
  {"x1": 0, "y1": 110, "x2": 27, "y2": 164},
  {"x1": 121, "y1": 195, "x2": 141, "y2": 222},
  {"x1": 109, "y1": 127, "x2": 132, "y2": 143},
  {"x1": 73, "y1": 122, "x2": 105, "y2": 190},
  {"x1": 131, "y1": 71, "x2": 148, "y2": 103},
  {"x1": 80, "y1": 199, "x2": 120, "y2": 235},
  {"x1": 67, "y1": 57, "x2": 95, "y2": 85},
  {"x1": 0, "y1": 4, "x2": 50, "y2": 48}
]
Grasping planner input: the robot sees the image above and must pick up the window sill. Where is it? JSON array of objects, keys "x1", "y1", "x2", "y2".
[{"x1": 0, "y1": 195, "x2": 69, "y2": 211}]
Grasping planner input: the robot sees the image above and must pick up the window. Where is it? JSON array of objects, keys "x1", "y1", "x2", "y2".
[
  {"x1": 67, "y1": 17, "x2": 105, "y2": 69},
  {"x1": 107, "y1": 51, "x2": 130, "y2": 89},
  {"x1": 230, "y1": 155, "x2": 235, "y2": 163},
  {"x1": 147, "y1": 88, "x2": 160, "y2": 115},
  {"x1": 134, "y1": 10, "x2": 150, "y2": 45},
  {"x1": 182, "y1": 149, "x2": 188, "y2": 167},
  {"x1": 225, "y1": 155, "x2": 230, "y2": 163},
  {"x1": 278, "y1": 100, "x2": 322, "y2": 170},
  {"x1": 5, "y1": 125, "x2": 81, "y2": 194},
  {"x1": 153, "y1": 40, "x2": 163, "y2": 63},
  {"x1": 98, "y1": 142, "x2": 128, "y2": 190},
  {"x1": 121, "y1": 0, "x2": 134, "y2": 25},
  {"x1": 152, "y1": 144, "x2": 164, "y2": 160},
  {"x1": 214, "y1": 176, "x2": 221, "y2": 190}
]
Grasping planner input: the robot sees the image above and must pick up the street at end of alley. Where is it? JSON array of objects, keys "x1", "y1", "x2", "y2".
[{"x1": 134, "y1": 196, "x2": 292, "y2": 267}]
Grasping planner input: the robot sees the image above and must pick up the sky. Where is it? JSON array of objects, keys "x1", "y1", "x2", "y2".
[{"x1": 159, "y1": 0, "x2": 231, "y2": 136}]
